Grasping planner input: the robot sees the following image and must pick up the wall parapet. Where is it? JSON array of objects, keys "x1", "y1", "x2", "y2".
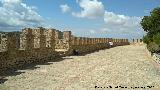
[{"x1": 0, "y1": 27, "x2": 130, "y2": 71}]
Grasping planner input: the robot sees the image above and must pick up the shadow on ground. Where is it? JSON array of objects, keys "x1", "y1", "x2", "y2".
[
  {"x1": 0, "y1": 56, "x2": 73, "y2": 84},
  {"x1": 0, "y1": 46, "x2": 116, "y2": 84}
]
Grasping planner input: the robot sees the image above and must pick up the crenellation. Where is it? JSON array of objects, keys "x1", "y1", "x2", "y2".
[
  {"x1": 105, "y1": 38, "x2": 108, "y2": 43},
  {"x1": 114, "y1": 39, "x2": 117, "y2": 43},
  {"x1": 120, "y1": 39, "x2": 122, "y2": 42},
  {"x1": 78, "y1": 37, "x2": 82, "y2": 45},
  {"x1": 32, "y1": 28, "x2": 45, "y2": 49},
  {"x1": 101, "y1": 38, "x2": 103, "y2": 43},
  {"x1": 0, "y1": 27, "x2": 130, "y2": 71},
  {"x1": 126, "y1": 39, "x2": 128, "y2": 42},
  {"x1": 0, "y1": 33, "x2": 8, "y2": 52},
  {"x1": 122, "y1": 39, "x2": 124, "y2": 43},
  {"x1": 39, "y1": 28, "x2": 46, "y2": 49},
  {"x1": 112, "y1": 38, "x2": 114, "y2": 42},
  {"x1": 97, "y1": 38, "x2": 99, "y2": 43},
  {"x1": 83, "y1": 37, "x2": 86, "y2": 45},
  {"x1": 87, "y1": 38, "x2": 91, "y2": 45},
  {"x1": 77, "y1": 37, "x2": 81, "y2": 45},
  {"x1": 71, "y1": 36, "x2": 76, "y2": 45},
  {"x1": 55, "y1": 30, "x2": 71, "y2": 50},
  {"x1": 87, "y1": 38, "x2": 90, "y2": 45},
  {"x1": 22, "y1": 28, "x2": 30, "y2": 34},
  {"x1": 92, "y1": 38, "x2": 95, "y2": 44},
  {"x1": 55, "y1": 30, "x2": 63, "y2": 39},
  {"x1": 19, "y1": 33, "x2": 26, "y2": 50},
  {"x1": 45, "y1": 29, "x2": 55, "y2": 49},
  {"x1": 20, "y1": 28, "x2": 34, "y2": 51},
  {"x1": 123, "y1": 39, "x2": 125, "y2": 42},
  {"x1": 80, "y1": 37, "x2": 83, "y2": 45},
  {"x1": 91, "y1": 38, "x2": 94, "y2": 44},
  {"x1": 115, "y1": 39, "x2": 117, "y2": 43},
  {"x1": 100, "y1": 38, "x2": 103, "y2": 43},
  {"x1": 63, "y1": 31, "x2": 72, "y2": 50},
  {"x1": 87, "y1": 38, "x2": 89, "y2": 45},
  {"x1": 99, "y1": 38, "x2": 102, "y2": 43},
  {"x1": 132, "y1": 39, "x2": 143, "y2": 44},
  {"x1": 103, "y1": 38, "x2": 105, "y2": 43},
  {"x1": 105, "y1": 38, "x2": 107, "y2": 43},
  {"x1": 95, "y1": 38, "x2": 97, "y2": 44},
  {"x1": 137, "y1": 39, "x2": 139, "y2": 43},
  {"x1": 118, "y1": 39, "x2": 120, "y2": 42},
  {"x1": 63, "y1": 31, "x2": 71, "y2": 41},
  {"x1": 45, "y1": 29, "x2": 52, "y2": 48},
  {"x1": 99, "y1": 38, "x2": 101, "y2": 43},
  {"x1": 91, "y1": 38, "x2": 93, "y2": 44}
]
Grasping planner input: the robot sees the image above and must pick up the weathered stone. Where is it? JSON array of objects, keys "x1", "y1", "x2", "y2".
[
  {"x1": 0, "y1": 33, "x2": 8, "y2": 52},
  {"x1": 0, "y1": 27, "x2": 130, "y2": 71}
]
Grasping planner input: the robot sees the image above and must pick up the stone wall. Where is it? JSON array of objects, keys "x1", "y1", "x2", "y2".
[
  {"x1": 131, "y1": 39, "x2": 143, "y2": 44},
  {"x1": 67, "y1": 37, "x2": 129, "y2": 55},
  {"x1": 0, "y1": 32, "x2": 8, "y2": 52},
  {"x1": 0, "y1": 27, "x2": 130, "y2": 71}
]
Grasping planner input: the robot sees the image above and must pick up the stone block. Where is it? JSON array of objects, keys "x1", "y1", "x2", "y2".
[
  {"x1": 63, "y1": 31, "x2": 71, "y2": 41},
  {"x1": 0, "y1": 33, "x2": 8, "y2": 52},
  {"x1": 20, "y1": 28, "x2": 34, "y2": 50},
  {"x1": 7, "y1": 32, "x2": 20, "y2": 51},
  {"x1": 46, "y1": 29, "x2": 56, "y2": 49}
]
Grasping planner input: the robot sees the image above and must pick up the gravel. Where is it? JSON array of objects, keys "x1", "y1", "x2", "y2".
[{"x1": 0, "y1": 44, "x2": 160, "y2": 90}]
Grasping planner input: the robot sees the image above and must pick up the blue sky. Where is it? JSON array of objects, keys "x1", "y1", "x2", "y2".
[{"x1": 0, "y1": 0, "x2": 160, "y2": 39}]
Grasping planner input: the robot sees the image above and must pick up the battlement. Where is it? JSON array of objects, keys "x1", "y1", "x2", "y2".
[
  {"x1": 0, "y1": 27, "x2": 130, "y2": 71},
  {"x1": 131, "y1": 39, "x2": 143, "y2": 44},
  {"x1": 0, "y1": 28, "x2": 130, "y2": 52}
]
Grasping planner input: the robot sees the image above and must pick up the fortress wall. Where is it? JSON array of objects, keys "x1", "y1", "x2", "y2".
[
  {"x1": 0, "y1": 27, "x2": 130, "y2": 71},
  {"x1": 0, "y1": 28, "x2": 58, "y2": 70},
  {"x1": 69, "y1": 37, "x2": 129, "y2": 55},
  {"x1": 131, "y1": 39, "x2": 143, "y2": 44},
  {"x1": 0, "y1": 33, "x2": 8, "y2": 52}
]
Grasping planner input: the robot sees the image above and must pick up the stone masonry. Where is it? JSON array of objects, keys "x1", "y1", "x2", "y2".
[{"x1": 0, "y1": 27, "x2": 130, "y2": 71}]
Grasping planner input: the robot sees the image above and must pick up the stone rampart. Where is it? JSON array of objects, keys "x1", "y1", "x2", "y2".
[
  {"x1": 0, "y1": 27, "x2": 130, "y2": 71},
  {"x1": 131, "y1": 39, "x2": 143, "y2": 44}
]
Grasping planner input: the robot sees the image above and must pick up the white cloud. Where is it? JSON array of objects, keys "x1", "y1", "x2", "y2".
[
  {"x1": 0, "y1": 0, "x2": 21, "y2": 3},
  {"x1": 60, "y1": 4, "x2": 70, "y2": 13},
  {"x1": 104, "y1": 11, "x2": 141, "y2": 29},
  {"x1": 72, "y1": 0, "x2": 105, "y2": 19},
  {"x1": 102, "y1": 11, "x2": 145, "y2": 39},
  {"x1": 61, "y1": 0, "x2": 145, "y2": 39},
  {"x1": 0, "y1": 0, "x2": 44, "y2": 30}
]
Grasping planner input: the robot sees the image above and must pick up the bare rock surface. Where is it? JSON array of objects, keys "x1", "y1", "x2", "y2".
[{"x1": 0, "y1": 44, "x2": 160, "y2": 90}]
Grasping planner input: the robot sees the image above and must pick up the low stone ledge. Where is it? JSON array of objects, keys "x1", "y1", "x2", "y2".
[
  {"x1": 144, "y1": 44, "x2": 160, "y2": 64},
  {"x1": 152, "y1": 53, "x2": 160, "y2": 64}
]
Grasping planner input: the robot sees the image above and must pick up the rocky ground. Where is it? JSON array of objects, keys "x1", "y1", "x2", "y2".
[{"x1": 0, "y1": 44, "x2": 160, "y2": 90}]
